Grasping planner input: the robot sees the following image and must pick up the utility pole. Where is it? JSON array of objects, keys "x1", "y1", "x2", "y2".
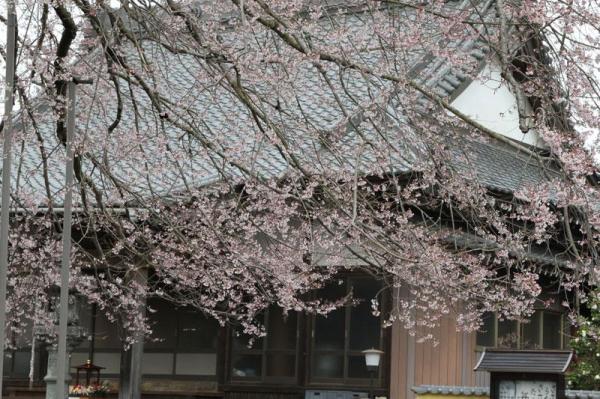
[
  {"x1": 0, "y1": 0, "x2": 18, "y2": 393},
  {"x1": 53, "y1": 77, "x2": 92, "y2": 399},
  {"x1": 54, "y1": 80, "x2": 77, "y2": 399}
]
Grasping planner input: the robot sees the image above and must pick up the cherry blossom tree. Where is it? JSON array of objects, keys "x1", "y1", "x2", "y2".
[
  {"x1": 569, "y1": 290, "x2": 600, "y2": 389},
  {"x1": 0, "y1": 0, "x2": 599, "y2": 346}
]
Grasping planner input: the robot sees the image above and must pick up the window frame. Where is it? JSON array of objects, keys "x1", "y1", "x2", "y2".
[
  {"x1": 70, "y1": 299, "x2": 220, "y2": 379},
  {"x1": 308, "y1": 276, "x2": 386, "y2": 387},
  {"x1": 143, "y1": 303, "x2": 220, "y2": 377},
  {"x1": 3, "y1": 348, "x2": 36, "y2": 379},
  {"x1": 476, "y1": 310, "x2": 566, "y2": 350},
  {"x1": 229, "y1": 307, "x2": 300, "y2": 385}
]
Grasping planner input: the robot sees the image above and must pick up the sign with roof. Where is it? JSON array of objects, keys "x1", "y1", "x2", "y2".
[{"x1": 475, "y1": 349, "x2": 574, "y2": 399}]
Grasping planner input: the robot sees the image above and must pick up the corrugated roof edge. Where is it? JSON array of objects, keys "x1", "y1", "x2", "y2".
[{"x1": 412, "y1": 386, "x2": 600, "y2": 399}]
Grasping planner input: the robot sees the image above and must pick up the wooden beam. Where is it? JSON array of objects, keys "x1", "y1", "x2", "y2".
[{"x1": 406, "y1": 290, "x2": 416, "y2": 399}]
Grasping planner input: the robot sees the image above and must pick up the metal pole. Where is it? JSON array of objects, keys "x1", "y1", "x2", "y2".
[
  {"x1": 0, "y1": 0, "x2": 18, "y2": 393},
  {"x1": 55, "y1": 81, "x2": 77, "y2": 399}
]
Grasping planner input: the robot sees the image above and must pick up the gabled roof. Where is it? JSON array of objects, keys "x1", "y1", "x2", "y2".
[
  {"x1": 6, "y1": 0, "x2": 553, "y2": 207},
  {"x1": 474, "y1": 349, "x2": 573, "y2": 373}
]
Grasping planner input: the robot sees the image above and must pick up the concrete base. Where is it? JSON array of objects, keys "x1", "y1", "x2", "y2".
[{"x1": 44, "y1": 349, "x2": 71, "y2": 399}]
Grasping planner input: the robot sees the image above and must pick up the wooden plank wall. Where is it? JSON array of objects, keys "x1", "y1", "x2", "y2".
[
  {"x1": 390, "y1": 287, "x2": 413, "y2": 399},
  {"x1": 389, "y1": 314, "x2": 410, "y2": 399},
  {"x1": 414, "y1": 317, "x2": 464, "y2": 387},
  {"x1": 460, "y1": 333, "x2": 489, "y2": 387},
  {"x1": 390, "y1": 313, "x2": 489, "y2": 399}
]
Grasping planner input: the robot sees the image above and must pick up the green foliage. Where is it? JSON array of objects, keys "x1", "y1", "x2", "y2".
[{"x1": 568, "y1": 292, "x2": 600, "y2": 390}]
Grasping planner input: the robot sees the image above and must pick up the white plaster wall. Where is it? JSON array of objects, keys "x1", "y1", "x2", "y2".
[
  {"x1": 450, "y1": 62, "x2": 545, "y2": 148},
  {"x1": 141, "y1": 353, "x2": 175, "y2": 375},
  {"x1": 175, "y1": 353, "x2": 217, "y2": 375}
]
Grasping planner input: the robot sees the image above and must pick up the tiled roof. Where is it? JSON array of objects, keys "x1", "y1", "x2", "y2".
[
  {"x1": 474, "y1": 349, "x2": 573, "y2": 373},
  {"x1": 412, "y1": 386, "x2": 600, "y2": 399},
  {"x1": 6, "y1": 0, "x2": 553, "y2": 207},
  {"x1": 412, "y1": 386, "x2": 490, "y2": 396}
]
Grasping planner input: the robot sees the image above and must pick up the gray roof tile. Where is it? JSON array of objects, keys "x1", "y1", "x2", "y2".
[
  {"x1": 474, "y1": 349, "x2": 573, "y2": 373},
  {"x1": 5, "y1": 1, "x2": 552, "y2": 207}
]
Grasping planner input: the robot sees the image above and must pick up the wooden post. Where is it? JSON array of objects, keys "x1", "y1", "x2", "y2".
[
  {"x1": 118, "y1": 349, "x2": 131, "y2": 399},
  {"x1": 88, "y1": 303, "x2": 97, "y2": 363},
  {"x1": 461, "y1": 331, "x2": 472, "y2": 386},
  {"x1": 406, "y1": 315, "x2": 416, "y2": 399},
  {"x1": 389, "y1": 286, "x2": 416, "y2": 399},
  {"x1": 0, "y1": 0, "x2": 18, "y2": 392},
  {"x1": 118, "y1": 268, "x2": 147, "y2": 399},
  {"x1": 389, "y1": 287, "x2": 402, "y2": 399}
]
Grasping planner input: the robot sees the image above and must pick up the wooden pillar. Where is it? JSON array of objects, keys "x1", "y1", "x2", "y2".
[
  {"x1": 461, "y1": 331, "x2": 472, "y2": 386},
  {"x1": 88, "y1": 304, "x2": 97, "y2": 364},
  {"x1": 406, "y1": 325, "x2": 416, "y2": 399},
  {"x1": 118, "y1": 268, "x2": 147, "y2": 399},
  {"x1": 390, "y1": 288, "x2": 402, "y2": 399},
  {"x1": 118, "y1": 347, "x2": 131, "y2": 399},
  {"x1": 31, "y1": 341, "x2": 44, "y2": 383},
  {"x1": 389, "y1": 286, "x2": 416, "y2": 399}
]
